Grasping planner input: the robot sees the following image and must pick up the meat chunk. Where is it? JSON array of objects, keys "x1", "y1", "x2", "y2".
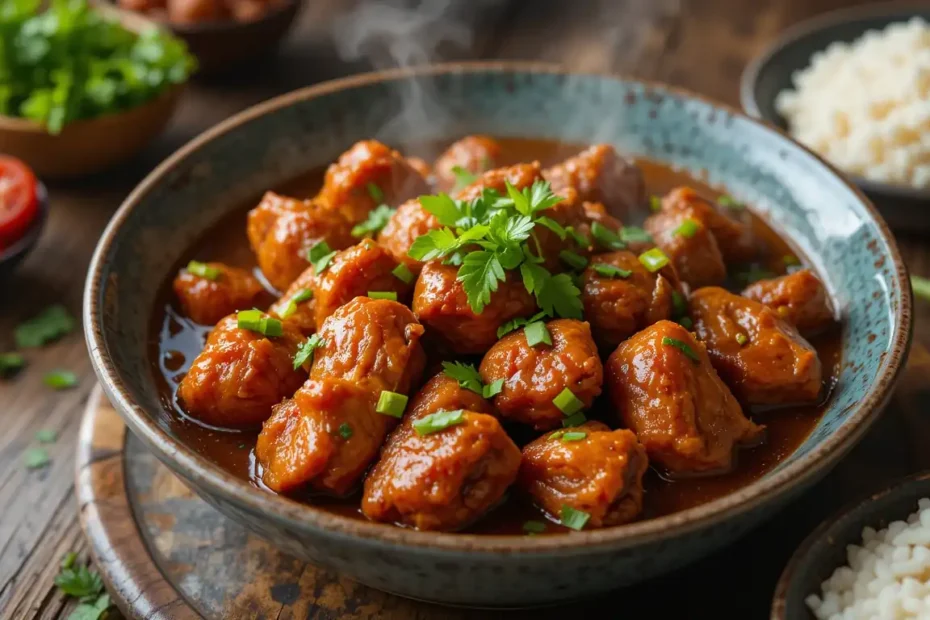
[
  {"x1": 455, "y1": 162, "x2": 542, "y2": 201},
  {"x1": 255, "y1": 378, "x2": 393, "y2": 495},
  {"x1": 519, "y1": 421, "x2": 648, "y2": 528},
  {"x1": 689, "y1": 287, "x2": 823, "y2": 406},
  {"x1": 412, "y1": 261, "x2": 537, "y2": 355},
  {"x1": 376, "y1": 198, "x2": 440, "y2": 275},
  {"x1": 362, "y1": 372, "x2": 519, "y2": 531},
  {"x1": 434, "y1": 136, "x2": 501, "y2": 192},
  {"x1": 268, "y1": 267, "x2": 318, "y2": 335},
  {"x1": 178, "y1": 313, "x2": 306, "y2": 428},
  {"x1": 644, "y1": 203, "x2": 727, "y2": 289},
  {"x1": 311, "y1": 240, "x2": 414, "y2": 331},
  {"x1": 543, "y1": 144, "x2": 645, "y2": 220},
  {"x1": 479, "y1": 319, "x2": 603, "y2": 430},
  {"x1": 172, "y1": 261, "x2": 266, "y2": 325},
  {"x1": 246, "y1": 192, "x2": 355, "y2": 292},
  {"x1": 580, "y1": 250, "x2": 678, "y2": 350},
  {"x1": 606, "y1": 320, "x2": 763, "y2": 474},
  {"x1": 311, "y1": 297, "x2": 426, "y2": 395},
  {"x1": 661, "y1": 187, "x2": 755, "y2": 263},
  {"x1": 406, "y1": 157, "x2": 432, "y2": 179},
  {"x1": 741, "y1": 269, "x2": 834, "y2": 337},
  {"x1": 317, "y1": 140, "x2": 429, "y2": 225}
]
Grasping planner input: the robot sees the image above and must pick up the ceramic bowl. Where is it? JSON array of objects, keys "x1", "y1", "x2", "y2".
[
  {"x1": 772, "y1": 471, "x2": 930, "y2": 619},
  {"x1": 740, "y1": 2, "x2": 930, "y2": 233},
  {"x1": 83, "y1": 63, "x2": 912, "y2": 608}
]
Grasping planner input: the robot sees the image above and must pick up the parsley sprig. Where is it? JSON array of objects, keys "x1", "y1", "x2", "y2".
[
  {"x1": 407, "y1": 180, "x2": 583, "y2": 317},
  {"x1": 54, "y1": 556, "x2": 111, "y2": 620}
]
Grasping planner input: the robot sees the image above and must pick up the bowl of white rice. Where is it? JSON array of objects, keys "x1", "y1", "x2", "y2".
[
  {"x1": 741, "y1": 3, "x2": 930, "y2": 233},
  {"x1": 773, "y1": 471, "x2": 930, "y2": 620}
]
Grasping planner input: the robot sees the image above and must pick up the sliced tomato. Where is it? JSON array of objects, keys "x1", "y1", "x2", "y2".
[{"x1": 0, "y1": 156, "x2": 39, "y2": 247}]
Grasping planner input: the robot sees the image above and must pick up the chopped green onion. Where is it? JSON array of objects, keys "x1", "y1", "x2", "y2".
[
  {"x1": 24, "y1": 447, "x2": 50, "y2": 469},
  {"x1": 44, "y1": 370, "x2": 77, "y2": 390},
  {"x1": 338, "y1": 423, "x2": 353, "y2": 439},
  {"x1": 307, "y1": 241, "x2": 337, "y2": 275},
  {"x1": 367, "y1": 183, "x2": 384, "y2": 202},
  {"x1": 565, "y1": 226, "x2": 590, "y2": 248},
  {"x1": 639, "y1": 248, "x2": 670, "y2": 272},
  {"x1": 0, "y1": 352, "x2": 26, "y2": 376},
  {"x1": 673, "y1": 218, "x2": 701, "y2": 238},
  {"x1": 560, "y1": 505, "x2": 590, "y2": 531},
  {"x1": 678, "y1": 316, "x2": 693, "y2": 330},
  {"x1": 413, "y1": 409, "x2": 465, "y2": 435},
  {"x1": 352, "y1": 204, "x2": 395, "y2": 238},
  {"x1": 590, "y1": 222, "x2": 626, "y2": 250},
  {"x1": 593, "y1": 264, "x2": 632, "y2": 279},
  {"x1": 279, "y1": 288, "x2": 313, "y2": 319},
  {"x1": 483, "y1": 379, "x2": 504, "y2": 398},
  {"x1": 559, "y1": 251, "x2": 589, "y2": 271},
  {"x1": 912, "y1": 275, "x2": 930, "y2": 301},
  {"x1": 620, "y1": 226, "x2": 653, "y2": 244},
  {"x1": 553, "y1": 388, "x2": 584, "y2": 416},
  {"x1": 560, "y1": 431, "x2": 587, "y2": 443},
  {"x1": 523, "y1": 520, "x2": 547, "y2": 534},
  {"x1": 15, "y1": 305, "x2": 75, "y2": 348},
  {"x1": 524, "y1": 321, "x2": 552, "y2": 347},
  {"x1": 36, "y1": 429, "x2": 57, "y2": 444},
  {"x1": 662, "y1": 336, "x2": 699, "y2": 363},
  {"x1": 562, "y1": 412, "x2": 587, "y2": 427},
  {"x1": 376, "y1": 391, "x2": 408, "y2": 418},
  {"x1": 293, "y1": 334, "x2": 324, "y2": 370},
  {"x1": 717, "y1": 195, "x2": 743, "y2": 210},
  {"x1": 237, "y1": 311, "x2": 282, "y2": 337},
  {"x1": 649, "y1": 195, "x2": 662, "y2": 212},
  {"x1": 186, "y1": 260, "x2": 221, "y2": 281},
  {"x1": 549, "y1": 429, "x2": 567, "y2": 440},
  {"x1": 368, "y1": 291, "x2": 398, "y2": 301},
  {"x1": 672, "y1": 291, "x2": 688, "y2": 317},
  {"x1": 736, "y1": 333, "x2": 748, "y2": 346},
  {"x1": 392, "y1": 263, "x2": 415, "y2": 284}
]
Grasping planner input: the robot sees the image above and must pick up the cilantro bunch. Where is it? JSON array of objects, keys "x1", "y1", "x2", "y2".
[
  {"x1": 407, "y1": 180, "x2": 583, "y2": 318},
  {"x1": 0, "y1": 0, "x2": 196, "y2": 134}
]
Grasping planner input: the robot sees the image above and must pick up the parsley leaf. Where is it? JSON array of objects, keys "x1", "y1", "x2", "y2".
[
  {"x1": 293, "y1": 334, "x2": 324, "y2": 370},
  {"x1": 24, "y1": 447, "x2": 50, "y2": 469},
  {"x1": 457, "y1": 251, "x2": 505, "y2": 314},
  {"x1": 450, "y1": 165, "x2": 478, "y2": 191},
  {"x1": 351, "y1": 204, "x2": 395, "y2": 238},
  {"x1": 419, "y1": 194, "x2": 464, "y2": 228},
  {"x1": 55, "y1": 565, "x2": 103, "y2": 598},
  {"x1": 67, "y1": 594, "x2": 110, "y2": 620},
  {"x1": 442, "y1": 361, "x2": 484, "y2": 395},
  {"x1": 15, "y1": 304, "x2": 75, "y2": 348},
  {"x1": 537, "y1": 273, "x2": 583, "y2": 319},
  {"x1": 408, "y1": 227, "x2": 460, "y2": 262}
]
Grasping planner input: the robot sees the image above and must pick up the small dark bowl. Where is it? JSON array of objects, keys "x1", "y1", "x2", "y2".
[
  {"x1": 0, "y1": 181, "x2": 49, "y2": 279},
  {"x1": 741, "y1": 2, "x2": 930, "y2": 233},
  {"x1": 772, "y1": 471, "x2": 930, "y2": 619}
]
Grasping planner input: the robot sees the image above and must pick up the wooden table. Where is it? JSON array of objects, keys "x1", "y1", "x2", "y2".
[{"x1": 2, "y1": 0, "x2": 926, "y2": 617}]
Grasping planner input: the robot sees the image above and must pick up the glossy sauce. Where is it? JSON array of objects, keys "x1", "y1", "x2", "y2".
[{"x1": 149, "y1": 137, "x2": 842, "y2": 535}]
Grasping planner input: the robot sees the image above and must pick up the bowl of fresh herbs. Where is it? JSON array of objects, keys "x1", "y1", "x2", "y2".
[{"x1": 0, "y1": 0, "x2": 196, "y2": 178}]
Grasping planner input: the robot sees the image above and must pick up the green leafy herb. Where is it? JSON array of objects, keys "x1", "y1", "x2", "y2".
[
  {"x1": 66, "y1": 593, "x2": 110, "y2": 620},
  {"x1": 293, "y1": 334, "x2": 324, "y2": 370},
  {"x1": 351, "y1": 204, "x2": 395, "y2": 238},
  {"x1": 24, "y1": 447, "x2": 50, "y2": 469},
  {"x1": 736, "y1": 333, "x2": 748, "y2": 346},
  {"x1": 237, "y1": 310, "x2": 282, "y2": 337},
  {"x1": 61, "y1": 552, "x2": 77, "y2": 570},
  {"x1": 450, "y1": 165, "x2": 478, "y2": 191},
  {"x1": 553, "y1": 387, "x2": 584, "y2": 416},
  {"x1": 442, "y1": 361, "x2": 484, "y2": 395},
  {"x1": 413, "y1": 409, "x2": 466, "y2": 435},
  {"x1": 912, "y1": 275, "x2": 930, "y2": 301},
  {"x1": 565, "y1": 226, "x2": 589, "y2": 248},
  {"x1": 279, "y1": 288, "x2": 313, "y2": 319},
  {"x1": 367, "y1": 183, "x2": 384, "y2": 202},
  {"x1": 717, "y1": 195, "x2": 744, "y2": 210},
  {"x1": 392, "y1": 263, "x2": 414, "y2": 284},
  {"x1": 0, "y1": 352, "x2": 26, "y2": 376},
  {"x1": 15, "y1": 305, "x2": 75, "y2": 348},
  {"x1": 737, "y1": 266, "x2": 776, "y2": 285},
  {"x1": 368, "y1": 291, "x2": 398, "y2": 301},
  {"x1": 592, "y1": 264, "x2": 632, "y2": 279},
  {"x1": 338, "y1": 423, "x2": 353, "y2": 439},
  {"x1": 44, "y1": 370, "x2": 77, "y2": 390},
  {"x1": 55, "y1": 564, "x2": 103, "y2": 597},
  {"x1": 560, "y1": 505, "x2": 590, "y2": 531},
  {"x1": 639, "y1": 248, "x2": 670, "y2": 272},
  {"x1": 662, "y1": 336, "x2": 699, "y2": 363},
  {"x1": 376, "y1": 391, "x2": 408, "y2": 418},
  {"x1": 559, "y1": 250, "x2": 588, "y2": 271},
  {"x1": 36, "y1": 429, "x2": 57, "y2": 443},
  {"x1": 649, "y1": 195, "x2": 662, "y2": 212},
  {"x1": 483, "y1": 378, "x2": 504, "y2": 398},
  {"x1": 673, "y1": 218, "x2": 701, "y2": 238},
  {"x1": 522, "y1": 520, "x2": 547, "y2": 534},
  {"x1": 497, "y1": 311, "x2": 548, "y2": 338},
  {"x1": 307, "y1": 241, "x2": 337, "y2": 275},
  {"x1": 186, "y1": 260, "x2": 220, "y2": 280},
  {"x1": 561, "y1": 412, "x2": 587, "y2": 427},
  {"x1": 524, "y1": 321, "x2": 552, "y2": 347},
  {"x1": 590, "y1": 221, "x2": 626, "y2": 251},
  {"x1": 620, "y1": 227, "x2": 653, "y2": 245},
  {"x1": 560, "y1": 431, "x2": 587, "y2": 443}
]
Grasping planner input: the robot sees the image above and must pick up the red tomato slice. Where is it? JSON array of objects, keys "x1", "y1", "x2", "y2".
[{"x1": 0, "y1": 156, "x2": 39, "y2": 248}]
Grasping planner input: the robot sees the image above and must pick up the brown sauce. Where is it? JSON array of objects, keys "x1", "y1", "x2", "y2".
[{"x1": 148, "y1": 137, "x2": 842, "y2": 535}]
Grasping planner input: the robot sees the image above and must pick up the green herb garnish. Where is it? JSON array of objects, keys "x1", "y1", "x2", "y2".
[
  {"x1": 442, "y1": 361, "x2": 484, "y2": 395},
  {"x1": 15, "y1": 305, "x2": 75, "y2": 348},
  {"x1": 351, "y1": 204, "x2": 395, "y2": 238},
  {"x1": 307, "y1": 241, "x2": 337, "y2": 275},
  {"x1": 237, "y1": 310, "x2": 282, "y2": 337},
  {"x1": 717, "y1": 195, "x2": 743, "y2": 210},
  {"x1": 592, "y1": 264, "x2": 632, "y2": 279},
  {"x1": 553, "y1": 387, "x2": 584, "y2": 416},
  {"x1": 293, "y1": 334, "x2": 324, "y2": 370},
  {"x1": 737, "y1": 266, "x2": 776, "y2": 285},
  {"x1": 560, "y1": 505, "x2": 591, "y2": 531},
  {"x1": 562, "y1": 412, "x2": 587, "y2": 427},
  {"x1": 483, "y1": 379, "x2": 504, "y2": 398},
  {"x1": 736, "y1": 333, "x2": 748, "y2": 346},
  {"x1": 524, "y1": 321, "x2": 552, "y2": 347},
  {"x1": 392, "y1": 263, "x2": 414, "y2": 284},
  {"x1": 523, "y1": 520, "x2": 547, "y2": 534},
  {"x1": 55, "y1": 558, "x2": 111, "y2": 619},
  {"x1": 44, "y1": 370, "x2": 77, "y2": 390},
  {"x1": 413, "y1": 409, "x2": 465, "y2": 435},
  {"x1": 338, "y1": 423, "x2": 353, "y2": 439},
  {"x1": 450, "y1": 165, "x2": 478, "y2": 191},
  {"x1": 61, "y1": 552, "x2": 77, "y2": 570},
  {"x1": 368, "y1": 291, "x2": 398, "y2": 301},
  {"x1": 36, "y1": 429, "x2": 57, "y2": 443},
  {"x1": 367, "y1": 183, "x2": 384, "y2": 202},
  {"x1": 565, "y1": 226, "x2": 590, "y2": 248},
  {"x1": 671, "y1": 290, "x2": 688, "y2": 317},
  {"x1": 186, "y1": 260, "x2": 220, "y2": 280},
  {"x1": 279, "y1": 288, "x2": 313, "y2": 319},
  {"x1": 620, "y1": 227, "x2": 653, "y2": 245},
  {"x1": 497, "y1": 311, "x2": 548, "y2": 339},
  {"x1": 376, "y1": 391, "x2": 408, "y2": 418},
  {"x1": 662, "y1": 336, "x2": 699, "y2": 363},
  {"x1": 560, "y1": 431, "x2": 587, "y2": 443},
  {"x1": 559, "y1": 250, "x2": 589, "y2": 271},
  {"x1": 590, "y1": 221, "x2": 625, "y2": 251},
  {"x1": 24, "y1": 447, "x2": 50, "y2": 469},
  {"x1": 0, "y1": 352, "x2": 26, "y2": 376},
  {"x1": 639, "y1": 248, "x2": 670, "y2": 272},
  {"x1": 673, "y1": 218, "x2": 700, "y2": 238}
]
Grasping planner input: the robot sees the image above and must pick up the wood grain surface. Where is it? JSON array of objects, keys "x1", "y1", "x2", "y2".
[{"x1": 1, "y1": 0, "x2": 926, "y2": 617}]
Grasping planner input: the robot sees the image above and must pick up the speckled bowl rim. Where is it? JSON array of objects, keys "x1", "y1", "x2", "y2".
[
  {"x1": 740, "y1": 0, "x2": 930, "y2": 202},
  {"x1": 770, "y1": 470, "x2": 930, "y2": 619},
  {"x1": 84, "y1": 61, "x2": 913, "y2": 555}
]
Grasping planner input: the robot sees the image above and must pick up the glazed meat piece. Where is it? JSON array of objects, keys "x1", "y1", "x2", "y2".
[
  {"x1": 644, "y1": 202, "x2": 727, "y2": 289},
  {"x1": 311, "y1": 296, "x2": 426, "y2": 395},
  {"x1": 406, "y1": 156, "x2": 432, "y2": 179},
  {"x1": 317, "y1": 140, "x2": 429, "y2": 225},
  {"x1": 362, "y1": 373, "x2": 520, "y2": 531},
  {"x1": 606, "y1": 320, "x2": 763, "y2": 474},
  {"x1": 519, "y1": 421, "x2": 648, "y2": 528},
  {"x1": 412, "y1": 261, "x2": 537, "y2": 355},
  {"x1": 455, "y1": 162, "x2": 542, "y2": 201},
  {"x1": 434, "y1": 135, "x2": 501, "y2": 191},
  {"x1": 741, "y1": 269, "x2": 833, "y2": 337},
  {"x1": 268, "y1": 266, "x2": 318, "y2": 335},
  {"x1": 479, "y1": 319, "x2": 603, "y2": 430},
  {"x1": 376, "y1": 198, "x2": 440, "y2": 275},
  {"x1": 172, "y1": 261, "x2": 265, "y2": 325},
  {"x1": 311, "y1": 240, "x2": 414, "y2": 331},
  {"x1": 580, "y1": 251, "x2": 678, "y2": 350},
  {"x1": 246, "y1": 191, "x2": 355, "y2": 292},
  {"x1": 689, "y1": 287, "x2": 823, "y2": 406},
  {"x1": 661, "y1": 187, "x2": 755, "y2": 263},
  {"x1": 178, "y1": 313, "x2": 306, "y2": 428},
  {"x1": 256, "y1": 378, "x2": 393, "y2": 495},
  {"x1": 543, "y1": 144, "x2": 645, "y2": 220}
]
